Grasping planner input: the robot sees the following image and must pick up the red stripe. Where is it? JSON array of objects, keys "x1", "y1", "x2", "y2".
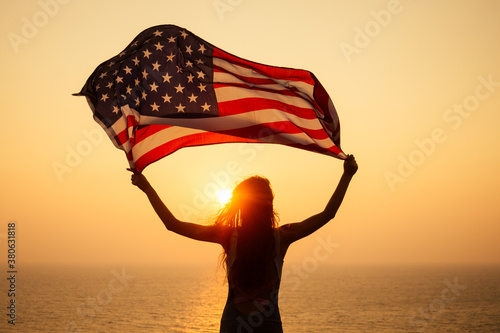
[
  {"x1": 213, "y1": 48, "x2": 315, "y2": 85},
  {"x1": 126, "y1": 150, "x2": 133, "y2": 162},
  {"x1": 311, "y1": 74, "x2": 330, "y2": 121},
  {"x1": 213, "y1": 82, "x2": 299, "y2": 98},
  {"x1": 114, "y1": 129, "x2": 128, "y2": 147},
  {"x1": 217, "y1": 97, "x2": 318, "y2": 119},
  {"x1": 212, "y1": 121, "x2": 330, "y2": 141},
  {"x1": 213, "y1": 67, "x2": 277, "y2": 86}
]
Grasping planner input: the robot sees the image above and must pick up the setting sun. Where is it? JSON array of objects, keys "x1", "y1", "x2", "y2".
[{"x1": 216, "y1": 188, "x2": 232, "y2": 205}]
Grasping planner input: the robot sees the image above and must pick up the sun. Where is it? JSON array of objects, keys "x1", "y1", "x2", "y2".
[{"x1": 216, "y1": 188, "x2": 232, "y2": 205}]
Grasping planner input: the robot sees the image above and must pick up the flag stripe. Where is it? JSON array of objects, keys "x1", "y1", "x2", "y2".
[
  {"x1": 132, "y1": 120, "x2": 332, "y2": 151},
  {"x1": 214, "y1": 68, "x2": 278, "y2": 87},
  {"x1": 214, "y1": 85, "x2": 315, "y2": 110},
  {"x1": 131, "y1": 124, "x2": 340, "y2": 170},
  {"x1": 216, "y1": 96, "x2": 318, "y2": 119},
  {"x1": 213, "y1": 82, "x2": 299, "y2": 98},
  {"x1": 213, "y1": 56, "x2": 316, "y2": 97},
  {"x1": 212, "y1": 48, "x2": 315, "y2": 85}
]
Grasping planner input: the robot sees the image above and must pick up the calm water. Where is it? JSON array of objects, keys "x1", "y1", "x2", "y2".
[{"x1": 4, "y1": 263, "x2": 500, "y2": 332}]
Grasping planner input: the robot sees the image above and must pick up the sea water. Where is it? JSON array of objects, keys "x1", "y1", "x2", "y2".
[{"x1": 4, "y1": 263, "x2": 500, "y2": 332}]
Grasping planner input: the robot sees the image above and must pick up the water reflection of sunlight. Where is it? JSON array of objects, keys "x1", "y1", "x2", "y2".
[{"x1": 189, "y1": 265, "x2": 227, "y2": 332}]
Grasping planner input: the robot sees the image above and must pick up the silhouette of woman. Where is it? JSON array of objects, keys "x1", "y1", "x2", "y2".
[{"x1": 129, "y1": 155, "x2": 358, "y2": 332}]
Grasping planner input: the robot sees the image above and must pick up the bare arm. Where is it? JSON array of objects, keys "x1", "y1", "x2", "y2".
[
  {"x1": 128, "y1": 169, "x2": 225, "y2": 244},
  {"x1": 280, "y1": 155, "x2": 358, "y2": 246}
]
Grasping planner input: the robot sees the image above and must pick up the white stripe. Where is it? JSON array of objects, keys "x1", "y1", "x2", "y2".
[
  {"x1": 132, "y1": 126, "x2": 207, "y2": 159},
  {"x1": 108, "y1": 117, "x2": 127, "y2": 138},
  {"x1": 214, "y1": 85, "x2": 314, "y2": 110}
]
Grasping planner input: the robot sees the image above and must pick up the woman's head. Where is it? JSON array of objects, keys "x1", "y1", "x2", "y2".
[
  {"x1": 232, "y1": 175, "x2": 272, "y2": 211},
  {"x1": 227, "y1": 176, "x2": 278, "y2": 230},
  {"x1": 212, "y1": 175, "x2": 279, "y2": 236}
]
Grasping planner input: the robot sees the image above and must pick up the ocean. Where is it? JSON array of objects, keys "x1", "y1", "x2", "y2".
[{"x1": 4, "y1": 263, "x2": 500, "y2": 332}]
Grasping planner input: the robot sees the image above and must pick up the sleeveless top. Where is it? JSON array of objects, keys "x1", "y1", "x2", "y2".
[{"x1": 220, "y1": 229, "x2": 284, "y2": 332}]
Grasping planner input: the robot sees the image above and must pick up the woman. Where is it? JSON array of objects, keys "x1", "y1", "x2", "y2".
[{"x1": 129, "y1": 155, "x2": 358, "y2": 332}]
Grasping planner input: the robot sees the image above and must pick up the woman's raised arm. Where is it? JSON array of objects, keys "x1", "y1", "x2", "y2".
[
  {"x1": 128, "y1": 169, "x2": 224, "y2": 244},
  {"x1": 280, "y1": 155, "x2": 358, "y2": 246}
]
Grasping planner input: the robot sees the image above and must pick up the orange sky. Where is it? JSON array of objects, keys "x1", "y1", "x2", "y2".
[{"x1": 1, "y1": 0, "x2": 499, "y2": 266}]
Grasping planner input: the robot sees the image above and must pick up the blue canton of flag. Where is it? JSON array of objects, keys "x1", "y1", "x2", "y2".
[{"x1": 80, "y1": 25, "x2": 218, "y2": 126}]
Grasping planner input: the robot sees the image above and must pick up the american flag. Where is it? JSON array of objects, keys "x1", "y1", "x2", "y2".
[{"x1": 75, "y1": 25, "x2": 345, "y2": 172}]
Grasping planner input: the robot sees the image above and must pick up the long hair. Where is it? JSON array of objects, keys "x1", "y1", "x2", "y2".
[{"x1": 213, "y1": 176, "x2": 279, "y2": 292}]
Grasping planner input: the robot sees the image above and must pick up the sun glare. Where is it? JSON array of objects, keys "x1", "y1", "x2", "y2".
[{"x1": 216, "y1": 188, "x2": 232, "y2": 205}]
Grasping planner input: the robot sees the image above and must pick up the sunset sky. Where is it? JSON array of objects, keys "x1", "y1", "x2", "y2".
[{"x1": 1, "y1": 0, "x2": 499, "y2": 267}]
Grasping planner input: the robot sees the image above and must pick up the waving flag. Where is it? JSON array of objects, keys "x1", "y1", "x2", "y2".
[{"x1": 75, "y1": 25, "x2": 345, "y2": 172}]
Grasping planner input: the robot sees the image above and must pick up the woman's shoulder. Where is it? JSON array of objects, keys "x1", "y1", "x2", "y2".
[
  {"x1": 276, "y1": 225, "x2": 294, "y2": 254},
  {"x1": 277, "y1": 224, "x2": 293, "y2": 238},
  {"x1": 214, "y1": 225, "x2": 235, "y2": 250}
]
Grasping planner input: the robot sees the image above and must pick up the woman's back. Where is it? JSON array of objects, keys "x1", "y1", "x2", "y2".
[{"x1": 220, "y1": 228, "x2": 284, "y2": 332}]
